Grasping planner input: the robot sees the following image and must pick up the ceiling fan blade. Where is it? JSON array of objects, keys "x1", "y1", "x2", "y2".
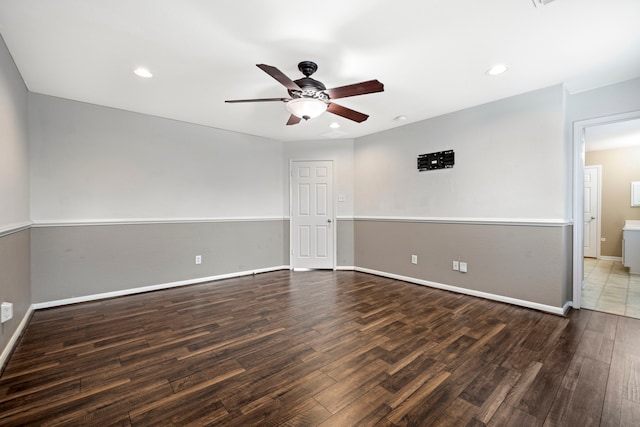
[
  {"x1": 257, "y1": 64, "x2": 301, "y2": 92},
  {"x1": 327, "y1": 103, "x2": 369, "y2": 123},
  {"x1": 286, "y1": 114, "x2": 302, "y2": 126},
  {"x1": 225, "y1": 98, "x2": 290, "y2": 103},
  {"x1": 324, "y1": 79, "x2": 384, "y2": 100}
]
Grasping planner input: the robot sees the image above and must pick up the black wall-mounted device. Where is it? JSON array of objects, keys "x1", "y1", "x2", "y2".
[{"x1": 417, "y1": 150, "x2": 454, "y2": 171}]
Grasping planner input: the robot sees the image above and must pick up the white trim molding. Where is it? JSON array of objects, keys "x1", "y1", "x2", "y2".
[
  {"x1": 352, "y1": 216, "x2": 571, "y2": 227},
  {"x1": 0, "y1": 305, "x2": 34, "y2": 372},
  {"x1": 30, "y1": 217, "x2": 287, "y2": 228},
  {"x1": 5, "y1": 218, "x2": 292, "y2": 234},
  {"x1": 32, "y1": 266, "x2": 290, "y2": 310},
  {"x1": 0, "y1": 221, "x2": 32, "y2": 238},
  {"x1": 354, "y1": 266, "x2": 568, "y2": 316}
]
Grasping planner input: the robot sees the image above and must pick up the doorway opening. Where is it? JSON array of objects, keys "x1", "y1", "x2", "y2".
[
  {"x1": 289, "y1": 160, "x2": 336, "y2": 270},
  {"x1": 573, "y1": 111, "x2": 640, "y2": 317}
]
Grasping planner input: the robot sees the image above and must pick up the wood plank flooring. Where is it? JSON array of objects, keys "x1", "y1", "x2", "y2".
[{"x1": 1, "y1": 270, "x2": 639, "y2": 426}]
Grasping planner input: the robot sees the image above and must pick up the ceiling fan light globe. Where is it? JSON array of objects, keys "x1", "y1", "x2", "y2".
[{"x1": 286, "y1": 98, "x2": 327, "y2": 120}]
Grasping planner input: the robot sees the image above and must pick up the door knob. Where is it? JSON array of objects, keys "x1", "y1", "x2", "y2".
[
  {"x1": 591, "y1": 216, "x2": 596, "y2": 220},
  {"x1": 327, "y1": 219, "x2": 332, "y2": 223}
]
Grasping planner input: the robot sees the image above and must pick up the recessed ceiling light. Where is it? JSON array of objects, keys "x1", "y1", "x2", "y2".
[
  {"x1": 394, "y1": 115, "x2": 407, "y2": 121},
  {"x1": 133, "y1": 67, "x2": 153, "y2": 78},
  {"x1": 486, "y1": 64, "x2": 508, "y2": 76},
  {"x1": 329, "y1": 122, "x2": 340, "y2": 129}
]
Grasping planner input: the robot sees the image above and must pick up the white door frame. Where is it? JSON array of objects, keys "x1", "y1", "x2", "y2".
[
  {"x1": 572, "y1": 110, "x2": 640, "y2": 309},
  {"x1": 583, "y1": 165, "x2": 602, "y2": 259},
  {"x1": 289, "y1": 159, "x2": 337, "y2": 270}
]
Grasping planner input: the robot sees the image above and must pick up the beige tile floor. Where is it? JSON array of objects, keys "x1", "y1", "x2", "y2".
[{"x1": 582, "y1": 258, "x2": 640, "y2": 319}]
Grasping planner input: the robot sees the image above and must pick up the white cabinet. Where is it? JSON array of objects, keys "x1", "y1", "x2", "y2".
[{"x1": 623, "y1": 220, "x2": 640, "y2": 275}]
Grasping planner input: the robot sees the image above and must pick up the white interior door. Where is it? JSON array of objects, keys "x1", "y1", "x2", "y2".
[
  {"x1": 291, "y1": 161, "x2": 334, "y2": 269},
  {"x1": 583, "y1": 165, "x2": 601, "y2": 258}
]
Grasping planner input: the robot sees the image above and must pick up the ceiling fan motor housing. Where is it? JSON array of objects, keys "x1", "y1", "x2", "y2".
[
  {"x1": 288, "y1": 61, "x2": 328, "y2": 100},
  {"x1": 289, "y1": 78, "x2": 328, "y2": 99}
]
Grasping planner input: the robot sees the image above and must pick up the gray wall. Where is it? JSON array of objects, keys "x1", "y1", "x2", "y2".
[
  {"x1": 0, "y1": 229, "x2": 31, "y2": 360},
  {"x1": 31, "y1": 221, "x2": 285, "y2": 303},
  {"x1": 355, "y1": 85, "x2": 567, "y2": 220},
  {"x1": 0, "y1": 34, "x2": 31, "y2": 361},
  {"x1": 355, "y1": 221, "x2": 571, "y2": 307},
  {"x1": 336, "y1": 219, "x2": 354, "y2": 267},
  {"x1": 353, "y1": 85, "x2": 571, "y2": 310},
  {"x1": 29, "y1": 94, "x2": 285, "y2": 221},
  {"x1": 27, "y1": 94, "x2": 289, "y2": 303},
  {"x1": 0, "y1": 37, "x2": 29, "y2": 227},
  {"x1": 566, "y1": 77, "x2": 640, "y2": 126}
]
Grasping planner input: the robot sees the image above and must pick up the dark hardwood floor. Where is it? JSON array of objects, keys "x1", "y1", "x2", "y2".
[{"x1": 1, "y1": 270, "x2": 639, "y2": 426}]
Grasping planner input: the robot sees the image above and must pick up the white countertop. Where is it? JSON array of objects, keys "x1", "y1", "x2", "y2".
[{"x1": 623, "y1": 220, "x2": 640, "y2": 231}]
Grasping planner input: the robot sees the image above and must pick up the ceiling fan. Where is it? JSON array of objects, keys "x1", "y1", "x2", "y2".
[{"x1": 225, "y1": 61, "x2": 384, "y2": 125}]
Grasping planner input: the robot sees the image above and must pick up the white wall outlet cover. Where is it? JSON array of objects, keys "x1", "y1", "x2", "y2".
[
  {"x1": 460, "y1": 262, "x2": 468, "y2": 273},
  {"x1": 195, "y1": 255, "x2": 202, "y2": 264},
  {"x1": 453, "y1": 261, "x2": 459, "y2": 271},
  {"x1": 1, "y1": 302, "x2": 13, "y2": 323},
  {"x1": 411, "y1": 255, "x2": 418, "y2": 264}
]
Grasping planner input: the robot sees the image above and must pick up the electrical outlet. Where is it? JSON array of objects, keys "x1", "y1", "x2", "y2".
[
  {"x1": 460, "y1": 262, "x2": 468, "y2": 273},
  {"x1": 600, "y1": 237, "x2": 606, "y2": 242},
  {"x1": 195, "y1": 255, "x2": 202, "y2": 265},
  {"x1": 411, "y1": 255, "x2": 418, "y2": 264},
  {"x1": 1, "y1": 302, "x2": 13, "y2": 323},
  {"x1": 453, "y1": 261, "x2": 459, "y2": 271}
]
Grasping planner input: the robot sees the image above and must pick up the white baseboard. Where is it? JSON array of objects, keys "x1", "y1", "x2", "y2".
[
  {"x1": 0, "y1": 305, "x2": 34, "y2": 373},
  {"x1": 353, "y1": 267, "x2": 567, "y2": 316},
  {"x1": 32, "y1": 265, "x2": 290, "y2": 310},
  {"x1": 335, "y1": 265, "x2": 356, "y2": 271},
  {"x1": 562, "y1": 301, "x2": 573, "y2": 315}
]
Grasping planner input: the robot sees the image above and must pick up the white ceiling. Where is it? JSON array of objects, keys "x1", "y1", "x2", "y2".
[
  {"x1": 585, "y1": 118, "x2": 640, "y2": 152},
  {"x1": 1, "y1": 0, "x2": 639, "y2": 142}
]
